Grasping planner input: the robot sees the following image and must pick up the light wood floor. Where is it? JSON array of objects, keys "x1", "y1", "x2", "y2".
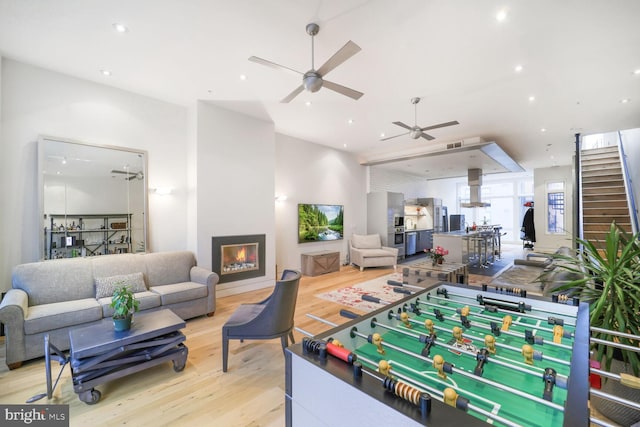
[{"x1": 0, "y1": 265, "x2": 395, "y2": 427}]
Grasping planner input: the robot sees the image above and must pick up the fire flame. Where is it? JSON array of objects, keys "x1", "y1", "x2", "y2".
[{"x1": 235, "y1": 247, "x2": 246, "y2": 263}]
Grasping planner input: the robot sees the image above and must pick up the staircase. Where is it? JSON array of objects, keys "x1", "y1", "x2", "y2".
[{"x1": 581, "y1": 146, "x2": 633, "y2": 247}]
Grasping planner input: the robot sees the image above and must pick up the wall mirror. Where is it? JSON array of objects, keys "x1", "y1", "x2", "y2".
[{"x1": 38, "y1": 136, "x2": 148, "y2": 260}]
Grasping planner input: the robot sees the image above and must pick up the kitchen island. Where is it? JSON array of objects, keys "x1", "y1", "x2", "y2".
[{"x1": 433, "y1": 225, "x2": 501, "y2": 265}]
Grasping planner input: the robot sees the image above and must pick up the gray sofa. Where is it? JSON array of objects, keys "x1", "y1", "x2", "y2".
[
  {"x1": 0, "y1": 251, "x2": 218, "y2": 369},
  {"x1": 349, "y1": 234, "x2": 398, "y2": 271}
]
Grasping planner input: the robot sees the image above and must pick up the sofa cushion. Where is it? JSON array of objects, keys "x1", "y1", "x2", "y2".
[
  {"x1": 358, "y1": 248, "x2": 395, "y2": 258},
  {"x1": 150, "y1": 282, "x2": 207, "y2": 305},
  {"x1": 12, "y1": 258, "x2": 94, "y2": 306},
  {"x1": 144, "y1": 251, "x2": 195, "y2": 287},
  {"x1": 352, "y1": 234, "x2": 382, "y2": 249},
  {"x1": 97, "y1": 291, "x2": 161, "y2": 317},
  {"x1": 95, "y1": 272, "x2": 147, "y2": 299},
  {"x1": 24, "y1": 299, "x2": 102, "y2": 335}
]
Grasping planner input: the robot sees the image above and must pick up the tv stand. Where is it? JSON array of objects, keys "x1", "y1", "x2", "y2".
[{"x1": 301, "y1": 251, "x2": 340, "y2": 276}]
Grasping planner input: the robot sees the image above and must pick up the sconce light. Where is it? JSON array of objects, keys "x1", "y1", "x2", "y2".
[
  {"x1": 275, "y1": 194, "x2": 288, "y2": 203},
  {"x1": 153, "y1": 187, "x2": 173, "y2": 196}
]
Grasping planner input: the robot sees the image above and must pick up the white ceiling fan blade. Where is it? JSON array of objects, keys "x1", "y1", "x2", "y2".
[
  {"x1": 281, "y1": 85, "x2": 305, "y2": 103},
  {"x1": 323, "y1": 80, "x2": 363, "y2": 100},
  {"x1": 380, "y1": 131, "x2": 410, "y2": 141},
  {"x1": 248, "y1": 56, "x2": 303, "y2": 76},
  {"x1": 420, "y1": 120, "x2": 459, "y2": 131},
  {"x1": 420, "y1": 133, "x2": 436, "y2": 141},
  {"x1": 392, "y1": 121, "x2": 413, "y2": 131},
  {"x1": 316, "y1": 40, "x2": 361, "y2": 77}
]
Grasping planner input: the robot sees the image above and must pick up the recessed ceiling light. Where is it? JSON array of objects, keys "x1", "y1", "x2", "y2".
[
  {"x1": 112, "y1": 23, "x2": 128, "y2": 33},
  {"x1": 380, "y1": 132, "x2": 385, "y2": 138},
  {"x1": 514, "y1": 65, "x2": 523, "y2": 73},
  {"x1": 347, "y1": 119, "x2": 354, "y2": 125},
  {"x1": 541, "y1": 128, "x2": 547, "y2": 132},
  {"x1": 305, "y1": 101, "x2": 312, "y2": 107},
  {"x1": 100, "y1": 69, "x2": 112, "y2": 77},
  {"x1": 343, "y1": 143, "x2": 347, "y2": 148},
  {"x1": 621, "y1": 98, "x2": 630, "y2": 104},
  {"x1": 633, "y1": 69, "x2": 640, "y2": 75},
  {"x1": 529, "y1": 96, "x2": 535, "y2": 102},
  {"x1": 239, "y1": 74, "x2": 247, "y2": 81},
  {"x1": 496, "y1": 10, "x2": 507, "y2": 22}
]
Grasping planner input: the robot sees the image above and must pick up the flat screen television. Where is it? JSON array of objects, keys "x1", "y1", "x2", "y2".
[{"x1": 298, "y1": 203, "x2": 344, "y2": 243}]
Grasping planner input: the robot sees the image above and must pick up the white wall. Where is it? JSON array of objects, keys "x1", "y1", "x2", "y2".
[
  {"x1": 275, "y1": 134, "x2": 367, "y2": 272},
  {"x1": 533, "y1": 165, "x2": 575, "y2": 251},
  {"x1": 0, "y1": 59, "x2": 189, "y2": 291},
  {"x1": 196, "y1": 102, "x2": 276, "y2": 296}
]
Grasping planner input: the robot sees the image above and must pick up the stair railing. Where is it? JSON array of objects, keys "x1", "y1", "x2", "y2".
[{"x1": 617, "y1": 131, "x2": 639, "y2": 234}]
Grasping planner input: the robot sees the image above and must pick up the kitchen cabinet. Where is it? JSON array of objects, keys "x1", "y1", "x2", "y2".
[{"x1": 416, "y1": 230, "x2": 433, "y2": 252}]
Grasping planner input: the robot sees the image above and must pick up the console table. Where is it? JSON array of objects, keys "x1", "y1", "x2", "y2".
[{"x1": 301, "y1": 250, "x2": 340, "y2": 276}]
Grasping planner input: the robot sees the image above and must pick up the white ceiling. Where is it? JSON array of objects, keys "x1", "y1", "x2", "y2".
[{"x1": 1, "y1": 0, "x2": 639, "y2": 179}]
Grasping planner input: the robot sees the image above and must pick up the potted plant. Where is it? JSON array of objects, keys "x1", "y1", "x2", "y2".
[
  {"x1": 424, "y1": 246, "x2": 448, "y2": 266},
  {"x1": 549, "y1": 221, "x2": 640, "y2": 425},
  {"x1": 110, "y1": 284, "x2": 140, "y2": 332}
]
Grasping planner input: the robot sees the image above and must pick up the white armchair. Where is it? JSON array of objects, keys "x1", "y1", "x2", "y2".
[{"x1": 349, "y1": 234, "x2": 398, "y2": 271}]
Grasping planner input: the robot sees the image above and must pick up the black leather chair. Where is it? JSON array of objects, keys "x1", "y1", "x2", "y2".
[{"x1": 222, "y1": 269, "x2": 301, "y2": 372}]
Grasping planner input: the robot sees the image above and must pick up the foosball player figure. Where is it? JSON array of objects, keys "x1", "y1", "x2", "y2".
[
  {"x1": 553, "y1": 324, "x2": 564, "y2": 344},
  {"x1": 459, "y1": 305, "x2": 471, "y2": 328},
  {"x1": 452, "y1": 326, "x2": 464, "y2": 345},
  {"x1": 474, "y1": 348, "x2": 490, "y2": 376},
  {"x1": 420, "y1": 332, "x2": 437, "y2": 357},
  {"x1": 522, "y1": 344, "x2": 534, "y2": 365},
  {"x1": 331, "y1": 339, "x2": 343, "y2": 348},
  {"x1": 400, "y1": 311, "x2": 412, "y2": 329},
  {"x1": 543, "y1": 367, "x2": 557, "y2": 401},
  {"x1": 484, "y1": 334, "x2": 496, "y2": 355},
  {"x1": 443, "y1": 387, "x2": 469, "y2": 411},
  {"x1": 501, "y1": 315, "x2": 512, "y2": 331},
  {"x1": 443, "y1": 387, "x2": 458, "y2": 406},
  {"x1": 424, "y1": 318, "x2": 435, "y2": 335},
  {"x1": 433, "y1": 354, "x2": 454, "y2": 380},
  {"x1": 377, "y1": 360, "x2": 393, "y2": 378},
  {"x1": 371, "y1": 332, "x2": 385, "y2": 355}
]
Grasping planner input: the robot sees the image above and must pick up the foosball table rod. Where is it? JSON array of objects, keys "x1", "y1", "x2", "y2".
[{"x1": 424, "y1": 293, "x2": 574, "y2": 338}]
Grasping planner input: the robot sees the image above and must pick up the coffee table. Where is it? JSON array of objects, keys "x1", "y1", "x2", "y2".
[{"x1": 68, "y1": 309, "x2": 188, "y2": 404}]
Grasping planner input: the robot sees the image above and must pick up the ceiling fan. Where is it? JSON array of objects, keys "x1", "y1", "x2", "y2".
[
  {"x1": 381, "y1": 97, "x2": 459, "y2": 141},
  {"x1": 111, "y1": 169, "x2": 144, "y2": 180},
  {"x1": 249, "y1": 23, "x2": 363, "y2": 103}
]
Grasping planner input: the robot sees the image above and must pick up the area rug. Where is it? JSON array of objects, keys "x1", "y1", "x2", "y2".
[{"x1": 315, "y1": 273, "x2": 407, "y2": 312}]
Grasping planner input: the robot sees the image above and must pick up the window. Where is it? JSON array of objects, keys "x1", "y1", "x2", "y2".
[{"x1": 547, "y1": 181, "x2": 565, "y2": 234}]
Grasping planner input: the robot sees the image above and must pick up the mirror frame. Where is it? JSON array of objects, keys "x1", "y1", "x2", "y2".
[{"x1": 38, "y1": 135, "x2": 149, "y2": 259}]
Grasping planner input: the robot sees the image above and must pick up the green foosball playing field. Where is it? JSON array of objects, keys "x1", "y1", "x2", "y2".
[{"x1": 288, "y1": 282, "x2": 590, "y2": 427}]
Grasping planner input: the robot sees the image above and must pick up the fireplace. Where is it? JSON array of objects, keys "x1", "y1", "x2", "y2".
[{"x1": 212, "y1": 234, "x2": 265, "y2": 284}]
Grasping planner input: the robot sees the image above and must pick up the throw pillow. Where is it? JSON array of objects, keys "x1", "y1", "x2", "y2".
[{"x1": 95, "y1": 272, "x2": 147, "y2": 299}]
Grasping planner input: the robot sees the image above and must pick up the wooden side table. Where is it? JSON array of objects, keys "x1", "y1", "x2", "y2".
[{"x1": 301, "y1": 250, "x2": 340, "y2": 276}]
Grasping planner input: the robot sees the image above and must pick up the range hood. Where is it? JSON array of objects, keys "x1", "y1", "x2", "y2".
[{"x1": 461, "y1": 168, "x2": 491, "y2": 208}]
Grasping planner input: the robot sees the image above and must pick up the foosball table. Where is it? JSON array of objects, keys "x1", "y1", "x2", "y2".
[{"x1": 285, "y1": 281, "x2": 589, "y2": 427}]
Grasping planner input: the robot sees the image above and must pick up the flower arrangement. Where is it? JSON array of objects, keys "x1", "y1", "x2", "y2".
[{"x1": 425, "y1": 246, "x2": 449, "y2": 265}]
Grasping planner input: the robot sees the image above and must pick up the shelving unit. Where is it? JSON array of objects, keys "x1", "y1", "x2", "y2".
[{"x1": 44, "y1": 214, "x2": 132, "y2": 259}]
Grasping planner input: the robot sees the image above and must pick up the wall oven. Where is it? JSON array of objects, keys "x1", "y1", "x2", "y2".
[{"x1": 394, "y1": 230, "x2": 404, "y2": 246}]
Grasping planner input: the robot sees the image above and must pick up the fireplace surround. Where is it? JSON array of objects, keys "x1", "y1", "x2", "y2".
[{"x1": 212, "y1": 234, "x2": 266, "y2": 284}]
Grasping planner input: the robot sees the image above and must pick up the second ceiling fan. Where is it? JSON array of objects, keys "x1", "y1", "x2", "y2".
[
  {"x1": 249, "y1": 23, "x2": 363, "y2": 103},
  {"x1": 382, "y1": 97, "x2": 459, "y2": 141}
]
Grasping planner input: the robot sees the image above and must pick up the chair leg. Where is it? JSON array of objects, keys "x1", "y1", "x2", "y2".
[
  {"x1": 289, "y1": 331, "x2": 295, "y2": 345},
  {"x1": 281, "y1": 335, "x2": 288, "y2": 354},
  {"x1": 222, "y1": 334, "x2": 229, "y2": 372}
]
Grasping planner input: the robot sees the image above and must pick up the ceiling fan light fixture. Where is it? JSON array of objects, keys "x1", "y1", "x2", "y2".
[{"x1": 303, "y1": 71, "x2": 323, "y2": 92}]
